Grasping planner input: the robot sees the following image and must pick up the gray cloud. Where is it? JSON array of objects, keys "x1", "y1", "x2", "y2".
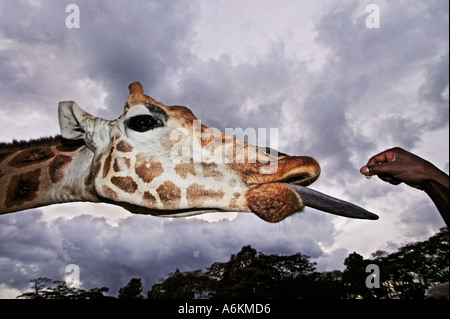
[
  {"x1": 66, "y1": 0, "x2": 196, "y2": 118},
  {"x1": 172, "y1": 51, "x2": 301, "y2": 134},
  {"x1": 291, "y1": 0, "x2": 449, "y2": 180},
  {"x1": 0, "y1": 0, "x2": 196, "y2": 137},
  {"x1": 1, "y1": 209, "x2": 334, "y2": 296},
  {"x1": 419, "y1": 53, "x2": 450, "y2": 129}
]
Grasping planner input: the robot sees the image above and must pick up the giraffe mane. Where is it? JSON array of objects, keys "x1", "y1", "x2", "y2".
[{"x1": 0, "y1": 136, "x2": 85, "y2": 153}]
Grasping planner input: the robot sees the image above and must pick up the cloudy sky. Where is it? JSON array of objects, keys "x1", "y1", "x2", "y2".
[{"x1": 0, "y1": 0, "x2": 448, "y2": 298}]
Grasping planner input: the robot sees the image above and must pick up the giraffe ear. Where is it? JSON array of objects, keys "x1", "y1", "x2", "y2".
[
  {"x1": 58, "y1": 101, "x2": 95, "y2": 140},
  {"x1": 58, "y1": 101, "x2": 111, "y2": 151}
]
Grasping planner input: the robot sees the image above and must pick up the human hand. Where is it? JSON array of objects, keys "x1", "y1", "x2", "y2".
[
  {"x1": 361, "y1": 147, "x2": 449, "y2": 225},
  {"x1": 360, "y1": 147, "x2": 439, "y2": 189}
]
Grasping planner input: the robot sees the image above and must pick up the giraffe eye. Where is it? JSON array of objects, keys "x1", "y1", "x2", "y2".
[{"x1": 126, "y1": 115, "x2": 163, "y2": 132}]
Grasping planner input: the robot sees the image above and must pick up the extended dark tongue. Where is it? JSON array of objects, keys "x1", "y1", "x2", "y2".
[{"x1": 286, "y1": 184, "x2": 379, "y2": 220}]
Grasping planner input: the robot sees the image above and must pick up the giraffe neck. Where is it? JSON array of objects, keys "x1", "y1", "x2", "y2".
[{"x1": 0, "y1": 136, "x2": 99, "y2": 215}]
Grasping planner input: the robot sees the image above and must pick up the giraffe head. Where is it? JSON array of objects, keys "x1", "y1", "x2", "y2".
[{"x1": 58, "y1": 82, "x2": 378, "y2": 222}]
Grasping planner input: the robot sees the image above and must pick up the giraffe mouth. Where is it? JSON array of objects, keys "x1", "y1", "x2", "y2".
[
  {"x1": 245, "y1": 157, "x2": 377, "y2": 221},
  {"x1": 286, "y1": 183, "x2": 379, "y2": 220},
  {"x1": 270, "y1": 159, "x2": 378, "y2": 220},
  {"x1": 279, "y1": 174, "x2": 317, "y2": 186},
  {"x1": 246, "y1": 181, "x2": 378, "y2": 222}
]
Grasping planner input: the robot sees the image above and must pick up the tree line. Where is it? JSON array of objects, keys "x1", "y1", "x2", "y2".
[{"x1": 17, "y1": 227, "x2": 448, "y2": 299}]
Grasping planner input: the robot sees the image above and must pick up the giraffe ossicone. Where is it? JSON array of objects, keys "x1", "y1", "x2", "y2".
[{"x1": 0, "y1": 82, "x2": 378, "y2": 222}]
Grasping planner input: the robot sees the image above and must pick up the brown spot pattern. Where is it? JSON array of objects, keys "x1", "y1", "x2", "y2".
[
  {"x1": 9, "y1": 148, "x2": 55, "y2": 168},
  {"x1": 113, "y1": 157, "x2": 131, "y2": 172},
  {"x1": 175, "y1": 163, "x2": 196, "y2": 179},
  {"x1": 103, "y1": 147, "x2": 114, "y2": 178},
  {"x1": 186, "y1": 183, "x2": 225, "y2": 207},
  {"x1": 85, "y1": 160, "x2": 101, "y2": 187},
  {"x1": 142, "y1": 191, "x2": 157, "y2": 207},
  {"x1": 49, "y1": 154, "x2": 72, "y2": 183},
  {"x1": 156, "y1": 181, "x2": 181, "y2": 209},
  {"x1": 230, "y1": 192, "x2": 241, "y2": 209},
  {"x1": 202, "y1": 163, "x2": 223, "y2": 179},
  {"x1": 135, "y1": 153, "x2": 164, "y2": 183},
  {"x1": 116, "y1": 140, "x2": 134, "y2": 153},
  {"x1": 102, "y1": 185, "x2": 118, "y2": 200},
  {"x1": 4, "y1": 169, "x2": 41, "y2": 208},
  {"x1": 111, "y1": 176, "x2": 138, "y2": 194}
]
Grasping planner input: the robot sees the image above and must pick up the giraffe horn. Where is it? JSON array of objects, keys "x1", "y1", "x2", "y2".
[
  {"x1": 287, "y1": 184, "x2": 379, "y2": 220},
  {"x1": 129, "y1": 81, "x2": 144, "y2": 95},
  {"x1": 124, "y1": 81, "x2": 166, "y2": 111}
]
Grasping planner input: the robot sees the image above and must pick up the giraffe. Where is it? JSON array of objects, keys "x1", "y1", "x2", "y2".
[{"x1": 0, "y1": 82, "x2": 378, "y2": 222}]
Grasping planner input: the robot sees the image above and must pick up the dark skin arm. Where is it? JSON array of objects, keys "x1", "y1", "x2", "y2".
[{"x1": 360, "y1": 147, "x2": 449, "y2": 226}]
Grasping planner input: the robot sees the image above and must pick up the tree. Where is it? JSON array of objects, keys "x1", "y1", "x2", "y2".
[
  {"x1": 148, "y1": 269, "x2": 214, "y2": 299},
  {"x1": 212, "y1": 245, "x2": 269, "y2": 298},
  {"x1": 118, "y1": 277, "x2": 144, "y2": 299},
  {"x1": 343, "y1": 252, "x2": 373, "y2": 298},
  {"x1": 371, "y1": 227, "x2": 449, "y2": 299},
  {"x1": 17, "y1": 227, "x2": 449, "y2": 299},
  {"x1": 17, "y1": 277, "x2": 109, "y2": 299},
  {"x1": 148, "y1": 245, "x2": 321, "y2": 299},
  {"x1": 18, "y1": 277, "x2": 53, "y2": 299},
  {"x1": 148, "y1": 227, "x2": 448, "y2": 299}
]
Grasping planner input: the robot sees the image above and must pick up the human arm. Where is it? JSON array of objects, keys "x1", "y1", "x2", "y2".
[{"x1": 360, "y1": 147, "x2": 449, "y2": 226}]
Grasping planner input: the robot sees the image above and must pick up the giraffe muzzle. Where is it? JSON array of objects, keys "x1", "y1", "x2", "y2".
[{"x1": 287, "y1": 184, "x2": 379, "y2": 220}]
